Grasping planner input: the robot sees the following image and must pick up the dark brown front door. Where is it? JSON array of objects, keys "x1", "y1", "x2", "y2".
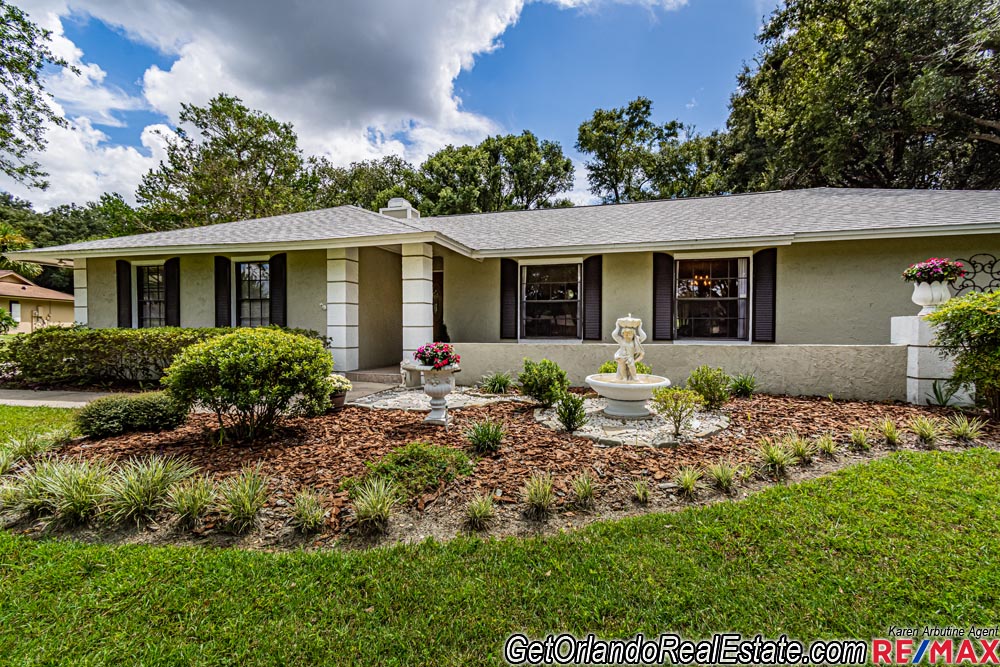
[{"x1": 432, "y1": 259, "x2": 444, "y2": 341}]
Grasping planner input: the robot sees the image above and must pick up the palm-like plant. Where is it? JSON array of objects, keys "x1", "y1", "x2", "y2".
[{"x1": 0, "y1": 222, "x2": 41, "y2": 278}]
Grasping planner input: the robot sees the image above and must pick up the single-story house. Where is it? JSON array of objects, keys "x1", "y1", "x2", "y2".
[
  {"x1": 13, "y1": 188, "x2": 1000, "y2": 400},
  {"x1": 0, "y1": 270, "x2": 75, "y2": 334}
]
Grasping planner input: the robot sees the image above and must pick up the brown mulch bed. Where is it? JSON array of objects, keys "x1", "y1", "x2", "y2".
[{"x1": 52, "y1": 394, "x2": 998, "y2": 547}]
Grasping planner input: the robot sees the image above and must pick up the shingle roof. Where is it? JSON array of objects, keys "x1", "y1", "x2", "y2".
[
  {"x1": 0, "y1": 271, "x2": 73, "y2": 301},
  {"x1": 423, "y1": 188, "x2": 1000, "y2": 251},
  {"x1": 27, "y1": 205, "x2": 426, "y2": 252},
  {"x1": 15, "y1": 188, "x2": 1000, "y2": 259}
]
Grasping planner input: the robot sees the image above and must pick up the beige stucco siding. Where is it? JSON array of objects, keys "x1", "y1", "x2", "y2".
[
  {"x1": 357, "y1": 246, "x2": 402, "y2": 368},
  {"x1": 86, "y1": 257, "x2": 117, "y2": 328},
  {"x1": 439, "y1": 247, "x2": 502, "y2": 343},
  {"x1": 775, "y1": 234, "x2": 1000, "y2": 344},
  {"x1": 599, "y1": 251, "x2": 652, "y2": 342},
  {"x1": 179, "y1": 254, "x2": 214, "y2": 327},
  {"x1": 286, "y1": 249, "x2": 326, "y2": 335}
]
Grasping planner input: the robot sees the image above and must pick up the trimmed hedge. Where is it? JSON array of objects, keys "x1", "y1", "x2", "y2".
[
  {"x1": 76, "y1": 391, "x2": 189, "y2": 439},
  {"x1": 1, "y1": 326, "x2": 326, "y2": 387}
]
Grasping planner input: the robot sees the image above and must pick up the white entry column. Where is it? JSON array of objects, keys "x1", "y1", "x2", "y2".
[
  {"x1": 327, "y1": 248, "x2": 359, "y2": 372},
  {"x1": 402, "y1": 242, "x2": 434, "y2": 362},
  {"x1": 73, "y1": 258, "x2": 88, "y2": 326},
  {"x1": 890, "y1": 315, "x2": 972, "y2": 406}
]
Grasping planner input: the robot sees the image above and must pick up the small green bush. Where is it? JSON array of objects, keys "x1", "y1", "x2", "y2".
[
  {"x1": 360, "y1": 442, "x2": 473, "y2": 501},
  {"x1": 104, "y1": 456, "x2": 196, "y2": 525},
  {"x1": 41, "y1": 458, "x2": 113, "y2": 525},
  {"x1": 555, "y1": 393, "x2": 588, "y2": 432},
  {"x1": 465, "y1": 419, "x2": 505, "y2": 454},
  {"x1": 479, "y1": 371, "x2": 513, "y2": 394},
  {"x1": 909, "y1": 415, "x2": 942, "y2": 448},
  {"x1": 518, "y1": 358, "x2": 569, "y2": 408},
  {"x1": 706, "y1": 460, "x2": 740, "y2": 493},
  {"x1": 650, "y1": 388, "x2": 704, "y2": 436},
  {"x1": 163, "y1": 329, "x2": 334, "y2": 442},
  {"x1": 0, "y1": 308, "x2": 15, "y2": 335},
  {"x1": 218, "y1": 465, "x2": 269, "y2": 533},
  {"x1": 353, "y1": 477, "x2": 397, "y2": 534},
  {"x1": 77, "y1": 392, "x2": 188, "y2": 439},
  {"x1": 291, "y1": 489, "x2": 327, "y2": 534},
  {"x1": 522, "y1": 472, "x2": 555, "y2": 520},
  {"x1": 598, "y1": 360, "x2": 652, "y2": 376},
  {"x1": 464, "y1": 493, "x2": 495, "y2": 531},
  {"x1": 167, "y1": 475, "x2": 216, "y2": 529},
  {"x1": 632, "y1": 478, "x2": 651, "y2": 504},
  {"x1": 757, "y1": 438, "x2": 795, "y2": 478},
  {"x1": 685, "y1": 365, "x2": 731, "y2": 409},
  {"x1": 674, "y1": 466, "x2": 702, "y2": 500},
  {"x1": 947, "y1": 413, "x2": 986, "y2": 443},
  {"x1": 571, "y1": 471, "x2": 596, "y2": 509},
  {"x1": 729, "y1": 373, "x2": 758, "y2": 398}
]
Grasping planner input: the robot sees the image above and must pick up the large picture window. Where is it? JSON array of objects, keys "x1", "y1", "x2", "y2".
[
  {"x1": 136, "y1": 265, "x2": 165, "y2": 328},
  {"x1": 675, "y1": 258, "x2": 749, "y2": 340},
  {"x1": 521, "y1": 264, "x2": 581, "y2": 339},
  {"x1": 237, "y1": 261, "x2": 270, "y2": 327}
]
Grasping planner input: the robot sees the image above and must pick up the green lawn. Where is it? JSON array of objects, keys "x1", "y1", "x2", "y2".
[
  {"x1": 0, "y1": 404, "x2": 77, "y2": 440},
  {"x1": 0, "y1": 448, "x2": 998, "y2": 665}
]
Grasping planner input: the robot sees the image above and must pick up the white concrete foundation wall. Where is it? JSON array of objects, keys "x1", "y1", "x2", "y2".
[{"x1": 452, "y1": 343, "x2": 908, "y2": 402}]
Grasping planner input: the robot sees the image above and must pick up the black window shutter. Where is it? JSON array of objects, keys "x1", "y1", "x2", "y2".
[
  {"x1": 269, "y1": 253, "x2": 287, "y2": 327},
  {"x1": 652, "y1": 252, "x2": 674, "y2": 340},
  {"x1": 752, "y1": 248, "x2": 777, "y2": 343},
  {"x1": 500, "y1": 258, "x2": 518, "y2": 339},
  {"x1": 115, "y1": 259, "x2": 132, "y2": 328},
  {"x1": 214, "y1": 256, "x2": 232, "y2": 327},
  {"x1": 164, "y1": 257, "x2": 180, "y2": 327},
  {"x1": 582, "y1": 255, "x2": 602, "y2": 340}
]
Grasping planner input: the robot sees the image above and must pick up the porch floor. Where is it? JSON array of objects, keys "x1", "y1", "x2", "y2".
[{"x1": 344, "y1": 365, "x2": 402, "y2": 385}]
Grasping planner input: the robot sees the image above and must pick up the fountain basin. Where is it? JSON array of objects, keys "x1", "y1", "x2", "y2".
[{"x1": 585, "y1": 373, "x2": 671, "y2": 419}]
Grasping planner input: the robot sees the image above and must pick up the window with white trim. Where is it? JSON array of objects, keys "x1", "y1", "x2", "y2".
[
  {"x1": 9, "y1": 300, "x2": 20, "y2": 323},
  {"x1": 675, "y1": 258, "x2": 749, "y2": 340},
  {"x1": 521, "y1": 264, "x2": 581, "y2": 339},
  {"x1": 236, "y1": 261, "x2": 270, "y2": 327}
]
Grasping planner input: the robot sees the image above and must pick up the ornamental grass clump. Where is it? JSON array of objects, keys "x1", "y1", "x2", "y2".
[
  {"x1": 518, "y1": 359, "x2": 570, "y2": 408},
  {"x1": 674, "y1": 466, "x2": 702, "y2": 500},
  {"x1": 650, "y1": 388, "x2": 704, "y2": 436},
  {"x1": 104, "y1": 456, "x2": 197, "y2": 525},
  {"x1": 879, "y1": 418, "x2": 901, "y2": 448},
  {"x1": 3, "y1": 428, "x2": 71, "y2": 461},
  {"x1": 291, "y1": 489, "x2": 327, "y2": 534},
  {"x1": 632, "y1": 478, "x2": 651, "y2": 505},
  {"x1": 909, "y1": 415, "x2": 942, "y2": 448},
  {"x1": 6, "y1": 458, "x2": 60, "y2": 515},
  {"x1": 685, "y1": 365, "x2": 731, "y2": 409},
  {"x1": 571, "y1": 471, "x2": 596, "y2": 509},
  {"x1": 218, "y1": 465, "x2": 269, "y2": 534},
  {"x1": 756, "y1": 438, "x2": 795, "y2": 478},
  {"x1": 706, "y1": 460, "x2": 740, "y2": 493},
  {"x1": 783, "y1": 432, "x2": 816, "y2": 464},
  {"x1": 353, "y1": 477, "x2": 397, "y2": 534},
  {"x1": 465, "y1": 419, "x2": 505, "y2": 454},
  {"x1": 479, "y1": 371, "x2": 512, "y2": 394},
  {"x1": 815, "y1": 433, "x2": 838, "y2": 458},
  {"x1": 167, "y1": 475, "x2": 216, "y2": 529},
  {"x1": 728, "y1": 372, "x2": 758, "y2": 398},
  {"x1": 947, "y1": 413, "x2": 986, "y2": 444},
  {"x1": 42, "y1": 458, "x2": 113, "y2": 526},
  {"x1": 849, "y1": 427, "x2": 872, "y2": 452},
  {"x1": 162, "y1": 328, "x2": 334, "y2": 442},
  {"x1": 464, "y1": 493, "x2": 495, "y2": 531},
  {"x1": 522, "y1": 472, "x2": 555, "y2": 520},
  {"x1": 555, "y1": 393, "x2": 588, "y2": 433},
  {"x1": 0, "y1": 448, "x2": 16, "y2": 477}
]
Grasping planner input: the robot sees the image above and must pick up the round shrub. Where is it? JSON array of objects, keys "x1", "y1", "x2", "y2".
[
  {"x1": 162, "y1": 328, "x2": 333, "y2": 442},
  {"x1": 685, "y1": 365, "x2": 731, "y2": 410},
  {"x1": 518, "y1": 358, "x2": 569, "y2": 408},
  {"x1": 77, "y1": 391, "x2": 188, "y2": 439}
]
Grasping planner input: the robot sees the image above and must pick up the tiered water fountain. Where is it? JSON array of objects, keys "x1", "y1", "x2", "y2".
[{"x1": 585, "y1": 314, "x2": 671, "y2": 419}]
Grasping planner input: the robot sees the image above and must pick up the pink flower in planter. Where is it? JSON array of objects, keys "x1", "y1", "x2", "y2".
[{"x1": 902, "y1": 258, "x2": 966, "y2": 284}]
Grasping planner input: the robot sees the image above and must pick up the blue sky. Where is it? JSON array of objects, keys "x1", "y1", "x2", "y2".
[{"x1": 10, "y1": 0, "x2": 777, "y2": 208}]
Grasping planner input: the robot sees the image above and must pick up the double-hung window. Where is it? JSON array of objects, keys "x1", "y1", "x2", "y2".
[
  {"x1": 675, "y1": 258, "x2": 749, "y2": 340},
  {"x1": 136, "y1": 265, "x2": 165, "y2": 328},
  {"x1": 236, "y1": 261, "x2": 270, "y2": 327},
  {"x1": 521, "y1": 264, "x2": 581, "y2": 339}
]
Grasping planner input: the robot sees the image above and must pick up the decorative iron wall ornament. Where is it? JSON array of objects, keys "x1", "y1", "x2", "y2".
[{"x1": 954, "y1": 254, "x2": 1000, "y2": 295}]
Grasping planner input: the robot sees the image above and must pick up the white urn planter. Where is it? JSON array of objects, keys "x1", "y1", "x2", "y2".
[
  {"x1": 408, "y1": 363, "x2": 460, "y2": 426},
  {"x1": 911, "y1": 281, "x2": 952, "y2": 315}
]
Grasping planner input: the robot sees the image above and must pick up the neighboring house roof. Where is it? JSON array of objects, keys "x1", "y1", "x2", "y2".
[
  {"x1": 0, "y1": 271, "x2": 73, "y2": 301},
  {"x1": 11, "y1": 188, "x2": 1000, "y2": 263}
]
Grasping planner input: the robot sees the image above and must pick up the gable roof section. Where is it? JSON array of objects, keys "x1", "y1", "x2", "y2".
[
  {"x1": 0, "y1": 271, "x2": 73, "y2": 301},
  {"x1": 10, "y1": 188, "x2": 1000, "y2": 263}
]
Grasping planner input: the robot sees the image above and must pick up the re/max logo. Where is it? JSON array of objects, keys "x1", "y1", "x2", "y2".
[{"x1": 873, "y1": 639, "x2": 1000, "y2": 664}]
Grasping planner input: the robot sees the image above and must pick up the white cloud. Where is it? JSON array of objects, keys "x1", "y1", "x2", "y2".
[{"x1": 6, "y1": 0, "x2": 687, "y2": 209}]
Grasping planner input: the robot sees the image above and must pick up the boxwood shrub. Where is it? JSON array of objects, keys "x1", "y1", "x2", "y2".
[
  {"x1": 76, "y1": 391, "x2": 189, "y2": 439},
  {"x1": 2, "y1": 325, "x2": 325, "y2": 388},
  {"x1": 162, "y1": 328, "x2": 334, "y2": 442}
]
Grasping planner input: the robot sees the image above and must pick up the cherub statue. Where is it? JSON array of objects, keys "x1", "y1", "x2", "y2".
[{"x1": 611, "y1": 314, "x2": 646, "y2": 382}]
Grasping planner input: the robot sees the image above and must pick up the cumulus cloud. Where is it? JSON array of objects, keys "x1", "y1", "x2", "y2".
[{"x1": 7, "y1": 0, "x2": 687, "y2": 208}]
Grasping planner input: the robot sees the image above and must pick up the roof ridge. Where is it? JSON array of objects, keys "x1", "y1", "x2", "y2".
[{"x1": 344, "y1": 204, "x2": 429, "y2": 232}]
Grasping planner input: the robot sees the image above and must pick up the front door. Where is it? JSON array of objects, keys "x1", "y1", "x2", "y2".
[{"x1": 432, "y1": 256, "x2": 444, "y2": 341}]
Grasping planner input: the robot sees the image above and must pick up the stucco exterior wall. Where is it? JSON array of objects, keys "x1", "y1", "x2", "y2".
[
  {"x1": 179, "y1": 254, "x2": 214, "y2": 327},
  {"x1": 452, "y1": 342, "x2": 906, "y2": 401},
  {"x1": 286, "y1": 249, "x2": 327, "y2": 335},
  {"x1": 600, "y1": 251, "x2": 652, "y2": 343},
  {"x1": 357, "y1": 246, "x2": 403, "y2": 368},
  {"x1": 439, "y1": 247, "x2": 502, "y2": 343},
  {"x1": 775, "y1": 234, "x2": 1000, "y2": 344},
  {"x1": 86, "y1": 257, "x2": 117, "y2": 328},
  {"x1": 0, "y1": 298, "x2": 74, "y2": 333}
]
